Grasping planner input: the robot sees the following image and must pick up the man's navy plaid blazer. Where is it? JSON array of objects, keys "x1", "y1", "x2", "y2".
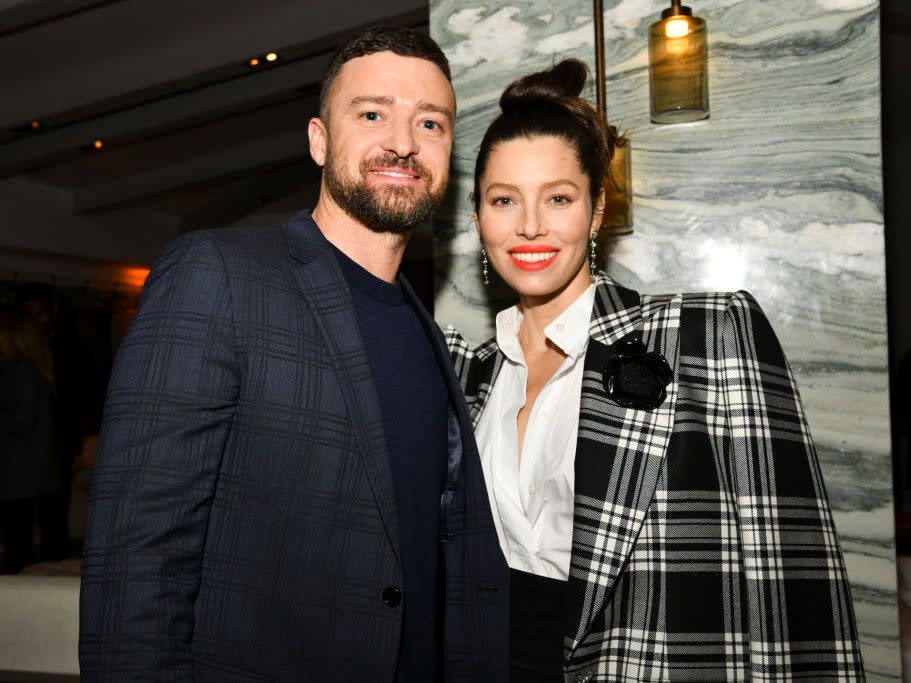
[
  {"x1": 447, "y1": 274, "x2": 864, "y2": 682},
  {"x1": 79, "y1": 210, "x2": 509, "y2": 682}
]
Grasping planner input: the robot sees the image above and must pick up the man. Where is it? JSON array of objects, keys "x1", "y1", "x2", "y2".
[{"x1": 79, "y1": 26, "x2": 508, "y2": 682}]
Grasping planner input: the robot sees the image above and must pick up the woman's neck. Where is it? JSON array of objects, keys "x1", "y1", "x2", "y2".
[
  {"x1": 515, "y1": 301, "x2": 562, "y2": 353},
  {"x1": 515, "y1": 278, "x2": 592, "y2": 352}
]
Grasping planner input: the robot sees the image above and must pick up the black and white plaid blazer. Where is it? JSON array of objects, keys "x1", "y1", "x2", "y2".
[{"x1": 447, "y1": 273, "x2": 864, "y2": 682}]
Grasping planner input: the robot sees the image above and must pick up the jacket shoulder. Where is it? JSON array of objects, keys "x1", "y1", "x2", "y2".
[
  {"x1": 194, "y1": 224, "x2": 287, "y2": 266},
  {"x1": 150, "y1": 226, "x2": 302, "y2": 305},
  {"x1": 641, "y1": 290, "x2": 741, "y2": 311},
  {"x1": 640, "y1": 290, "x2": 763, "y2": 324}
]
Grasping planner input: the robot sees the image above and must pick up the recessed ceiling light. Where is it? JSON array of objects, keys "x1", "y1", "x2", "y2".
[
  {"x1": 10, "y1": 120, "x2": 43, "y2": 134},
  {"x1": 248, "y1": 57, "x2": 260, "y2": 67},
  {"x1": 266, "y1": 52, "x2": 278, "y2": 62},
  {"x1": 93, "y1": 139, "x2": 104, "y2": 149}
]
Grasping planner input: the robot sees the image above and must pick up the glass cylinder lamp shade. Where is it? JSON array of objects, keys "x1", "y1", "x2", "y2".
[{"x1": 648, "y1": 2, "x2": 709, "y2": 124}]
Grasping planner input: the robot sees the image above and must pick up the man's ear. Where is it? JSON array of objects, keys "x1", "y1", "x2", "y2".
[{"x1": 308, "y1": 117, "x2": 327, "y2": 167}]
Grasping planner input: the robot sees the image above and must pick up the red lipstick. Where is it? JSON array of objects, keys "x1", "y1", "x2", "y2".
[{"x1": 507, "y1": 245, "x2": 558, "y2": 271}]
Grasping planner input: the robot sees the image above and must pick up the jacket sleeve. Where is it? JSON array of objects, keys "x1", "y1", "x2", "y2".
[
  {"x1": 79, "y1": 231, "x2": 240, "y2": 681},
  {"x1": 721, "y1": 291, "x2": 864, "y2": 680}
]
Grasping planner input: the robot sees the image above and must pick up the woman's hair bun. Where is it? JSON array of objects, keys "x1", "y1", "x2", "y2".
[{"x1": 499, "y1": 59, "x2": 588, "y2": 112}]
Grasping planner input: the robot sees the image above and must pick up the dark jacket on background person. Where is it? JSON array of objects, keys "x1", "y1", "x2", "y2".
[{"x1": 0, "y1": 357, "x2": 59, "y2": 502}]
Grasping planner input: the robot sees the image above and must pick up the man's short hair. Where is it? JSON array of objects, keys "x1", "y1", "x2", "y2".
[{"x1": 319, "y1": 25, "x2": 452, "y2": 119}]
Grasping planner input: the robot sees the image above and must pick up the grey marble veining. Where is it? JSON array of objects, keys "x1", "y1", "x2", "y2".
[{"x1": 430, "y1": 0, "x2": 899, "y2": 679}]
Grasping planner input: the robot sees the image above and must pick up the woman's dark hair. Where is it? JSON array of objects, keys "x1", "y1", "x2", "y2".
[{"x1": 473, "y1": 59, "x2": 624, "y2": 231}]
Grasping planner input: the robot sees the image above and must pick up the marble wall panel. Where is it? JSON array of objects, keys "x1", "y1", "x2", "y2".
[{"x1": 430, "y1": 0, "x2": 898, "y2": 679}]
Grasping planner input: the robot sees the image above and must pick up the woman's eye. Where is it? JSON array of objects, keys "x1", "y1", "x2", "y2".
[
  {"x1": 492, "y1": 197, "x2": 513, "y2": 206},
  {"x1": 551, "y1": 194, "x2": 570, "y2": 204}
]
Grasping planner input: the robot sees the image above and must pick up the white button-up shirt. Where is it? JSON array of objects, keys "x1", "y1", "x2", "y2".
[{"x1": 475, "y1": 284, "x2": 596, "y2": 579}]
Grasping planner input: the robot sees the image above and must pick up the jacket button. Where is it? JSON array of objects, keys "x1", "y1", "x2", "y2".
[{"x1": 382, "y1": 586, "x2": 402, "y2": 607}]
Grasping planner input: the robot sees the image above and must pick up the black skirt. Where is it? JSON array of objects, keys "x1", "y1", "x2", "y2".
[{"x1": 509, "y1": 568, "x2": 568, "y2": 682}]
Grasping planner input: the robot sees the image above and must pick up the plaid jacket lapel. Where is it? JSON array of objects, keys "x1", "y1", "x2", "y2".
[
  {"x1": 457, "y1": 336, "x2": 504, "y2": 430},
  {"x1": 284, "y1": 213, "x2": 401, "y2": 563},
  {"x1": 567, "y1": 275, "x2": 682, "y2": 654}
]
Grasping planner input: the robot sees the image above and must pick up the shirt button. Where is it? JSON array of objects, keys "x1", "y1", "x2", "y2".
[
  {"x1": 382, "y1": 586, "x2": 402, "y2": 607},
  {"x1": 528, "y1": 484, "x2": 535, "y2": 495},
  {"x1": 556, "y1": 323, "x2": 565, "y2": 332}
]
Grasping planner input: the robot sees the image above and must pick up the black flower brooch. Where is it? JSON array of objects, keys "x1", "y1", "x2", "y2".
[{"x1": 602, "y1": 335, "x2": 672, "y2": 410}]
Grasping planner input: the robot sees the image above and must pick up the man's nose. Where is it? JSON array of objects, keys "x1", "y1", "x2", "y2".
[{"x1": 383, "y1": 119, "x2": 418, "y2": 158}]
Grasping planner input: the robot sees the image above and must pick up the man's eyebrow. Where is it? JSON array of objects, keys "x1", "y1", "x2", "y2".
[
  {"x1": 417, "y1": 101, "x2": 455, "y2": 123},
  {"x1": 347, "y1": 95, "x2": 394, "y2": 109}
]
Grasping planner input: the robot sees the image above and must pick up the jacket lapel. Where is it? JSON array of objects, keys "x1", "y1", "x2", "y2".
[
  {"x1": 399, "y1": 277, "x2": 470, "y2": 509},
  {"x1": 462, "y1": 340, "x2": 503, "y2": 429},
  {"x1": 283, "y1": 211, "x2": 400, "y2": 562},
  {"x1": 400, "y1": 277, "x2": 467, "y2": 432},
  {"x1": 566, "y1": 275, "x2": 682, "y2": 653}
]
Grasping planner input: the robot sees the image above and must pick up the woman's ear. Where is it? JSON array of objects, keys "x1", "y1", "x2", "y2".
[
  {"x1": 469, "y1": 195, "x2": 481, "y2": 237},
  {"x1": 591, "y1": 188, "x2": 607, "y2": 232}
]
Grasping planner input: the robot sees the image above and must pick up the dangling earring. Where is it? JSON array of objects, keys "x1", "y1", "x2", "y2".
[
  {"x1": 589, "y1": 234, "x2": 598, "y2": 282},
  {"x1": 481, "y1": 246, "x2": 489, "y2": 286}
]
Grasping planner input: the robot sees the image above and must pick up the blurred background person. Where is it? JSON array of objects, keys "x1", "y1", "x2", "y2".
[{"x1": 0, "y1": 309, "x2": 61, "y2": 573}]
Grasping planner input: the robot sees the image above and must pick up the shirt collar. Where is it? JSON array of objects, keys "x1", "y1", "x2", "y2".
[{"x1": 494, "y1": 284, "x2": 597, "y2": 364}]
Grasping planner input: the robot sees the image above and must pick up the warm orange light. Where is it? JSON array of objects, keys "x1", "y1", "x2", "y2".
[
  {"x1": 30, "y1": 120, "x2": 41, "y2": 129},
  {"x1": 665, "y1": 17, "x2": 690, "y2": 38},
  {"x1": 93, "y1": 139, "x2": 104, "y2": 149},
  {"x1": 266, "y1": 52, "x2": 278, "y2": 62},
  {"x1": 120, "y1": 266, "x2": 151, "y2": 289},
  {"x1": 248, "y1": 57, "x2": 260, "y2": 67}
]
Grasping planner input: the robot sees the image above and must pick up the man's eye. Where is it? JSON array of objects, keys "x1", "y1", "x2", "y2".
[
  {"x1": 363, "y1": 111, "x2": 380, "y2": 122},
  {"x1": 421, "y1": 120, "x2": 440, "y2": 131}
]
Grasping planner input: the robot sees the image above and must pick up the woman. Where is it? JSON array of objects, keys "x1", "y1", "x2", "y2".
[{"x1": 447, "y1": 59, "x2": 864, "y2": 681}]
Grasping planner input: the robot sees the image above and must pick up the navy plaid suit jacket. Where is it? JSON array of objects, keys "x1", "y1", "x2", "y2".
[
  {"x1": 448, "y1": 274, "x2": 863, "y2": 682},
  {"x1": 79, "y1": 210, "x2": 509, "y2": 682}
]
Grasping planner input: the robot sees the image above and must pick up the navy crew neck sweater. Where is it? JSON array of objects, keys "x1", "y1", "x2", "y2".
[{"x1": 331, "y1": 244, "x2": 448, "y2": 683}]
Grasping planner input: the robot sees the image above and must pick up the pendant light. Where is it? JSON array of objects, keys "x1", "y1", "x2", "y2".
[{"x1": 648, "y1": 0, "x2": 709, "y2": 124}]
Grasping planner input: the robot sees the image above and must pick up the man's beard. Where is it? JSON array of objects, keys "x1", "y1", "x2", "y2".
[{"x1": 323, "y1": 150, "x2": 447, "y2": 234}]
